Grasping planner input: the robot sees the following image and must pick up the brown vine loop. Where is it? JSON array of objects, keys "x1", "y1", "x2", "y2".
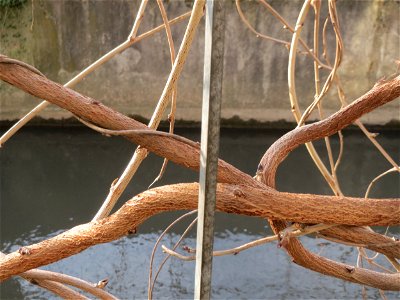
[{"x1": 259, "y1": 75, "x2": 400, "y2": 290}]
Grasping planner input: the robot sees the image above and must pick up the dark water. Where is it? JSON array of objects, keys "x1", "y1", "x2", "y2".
[{"x1": 0, "y1": 126, "x2": 399, "y2": 299}]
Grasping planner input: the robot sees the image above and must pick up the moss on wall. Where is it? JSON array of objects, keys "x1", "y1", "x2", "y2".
[{"x1": 0, "y1": 0, "x2": 26, "y2": 8}]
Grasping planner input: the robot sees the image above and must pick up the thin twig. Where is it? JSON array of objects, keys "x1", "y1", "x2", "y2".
[
  {"x1": 162, "y1": 224, "x2": 334, "y2": 261},
  {"x1": 379, "y1": 289, "x2": 388, "y2": 300},
  {"x1": 258, "y1": 0, "x2": 331, "y2": 70},
  {"x1": 311, "y1": 0, "x2": 342, "y2": 195},
  {"x1": 128, "y1": 0, "x2": 148, "y2": 40},
  {"x1": 365, "y1": 167, "x2": 399, "y2": 198},
  {"x1": 358, "y1": 248, "x2": 395, "y2": 274},
  {"x1": 30, "y1": 0, "x2": 35, "y2": 31},
  {"x1": 386, "y1": 256, "x2": 400, "y2": 272},
  {"x1": 286, "y1": 0, "x2": 339, "y2": 195},
  {"x1": 356, "y1": 121, "x2": 400, "y2": 170},
  {"x1": 322, "y1": 16, "x2": 331, "y2": 65},
  {"x1": 334, "y1": 130, "x2": 344, "y2": 172},
  {"x1": 148, "y1": 211, "x2": 197, "y2": 298},
  {"x1": 148, "y1": 211, "x2": 197, "y2": 300},
  {"x1": 149, "y1": 0, "x2": 179, "y2": 188},
  {"x1": 311, "y1": 0, "x2": 321, "y2": 98},
  {"x1": 356, "y1": 248, "x2": 368, "y2": 300},
  {"x1": 298, "y1": 0, "x2": 344, "y2": 126},
  {"x1": 235, "y1": 0, "x2": 292, "y2": 46},
  {"x1": 151, "y1": 218, "x2": 197, "y2": 294},
  {"x1": 77, "y1": 118, "x2": 199, "y2": 148},
  {"x1": 236, "y1": 0, "x2": 331, "y2": 69}
]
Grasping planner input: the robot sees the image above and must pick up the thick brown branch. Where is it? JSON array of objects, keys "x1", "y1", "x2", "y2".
[
  {"x1": 0, "y1": 57, "x2": 256, "y2": 188},
  {"x1": 0, "y1": 183, "x2": 399, "y2": 289},
  {"x1": 319, "y1": 226, "x2": 400, "y2": 259}
]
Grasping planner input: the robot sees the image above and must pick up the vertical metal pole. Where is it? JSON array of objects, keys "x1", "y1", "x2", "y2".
[{"x1": 194, "y1": 1, "x2": 225, "y2": 299}]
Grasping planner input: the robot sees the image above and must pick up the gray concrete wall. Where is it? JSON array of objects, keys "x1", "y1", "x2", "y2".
[{"x1": 1, "y1": 0, "x2": 399, "y2": 125}]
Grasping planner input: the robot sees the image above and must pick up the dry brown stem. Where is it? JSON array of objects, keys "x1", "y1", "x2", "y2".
[
  {"x1": 162, "y1": 223, "x2": 335, "y2": 260},
  {"x1": 236, "y1": 0, "x2": 331, "y2": 70},
  {"x1": 150, "y1": 0, "x2": 179, "y2": 186},
  {"x1": 297, "y1": 0, "x2": 344, "y2": 126},
  {"x1": 235, "y1": 0, "x2": 291, "y2": 46},
  {"x1": 311, "y1": 0, "x2": 342, "y2": 195},
  {"x1": 257, "y1": 0, "x2": 331, "y2": 70},
  {"x1": 286, "y1": 0, "x2": 340, "y2": 195},
  {"x1": 149, "y1": 212, "x2": 198, "y2": 299}
]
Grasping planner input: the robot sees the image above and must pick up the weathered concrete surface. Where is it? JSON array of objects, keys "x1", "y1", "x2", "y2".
[{"x1": 0, "y1": 0, "x2": 399, "y2": 125}]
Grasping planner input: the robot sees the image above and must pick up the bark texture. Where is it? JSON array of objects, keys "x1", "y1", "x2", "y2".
[
  {"x1": 0, "y1": 183, "x2": 399, "y2": 290},
  {"x1": 0, "y1": 56, "x2": 399, "y2": 291}
]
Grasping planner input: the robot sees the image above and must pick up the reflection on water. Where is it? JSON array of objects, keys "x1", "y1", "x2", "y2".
[{"x1": 0, "y1": 126, "x2": 399, "y2": 299}]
